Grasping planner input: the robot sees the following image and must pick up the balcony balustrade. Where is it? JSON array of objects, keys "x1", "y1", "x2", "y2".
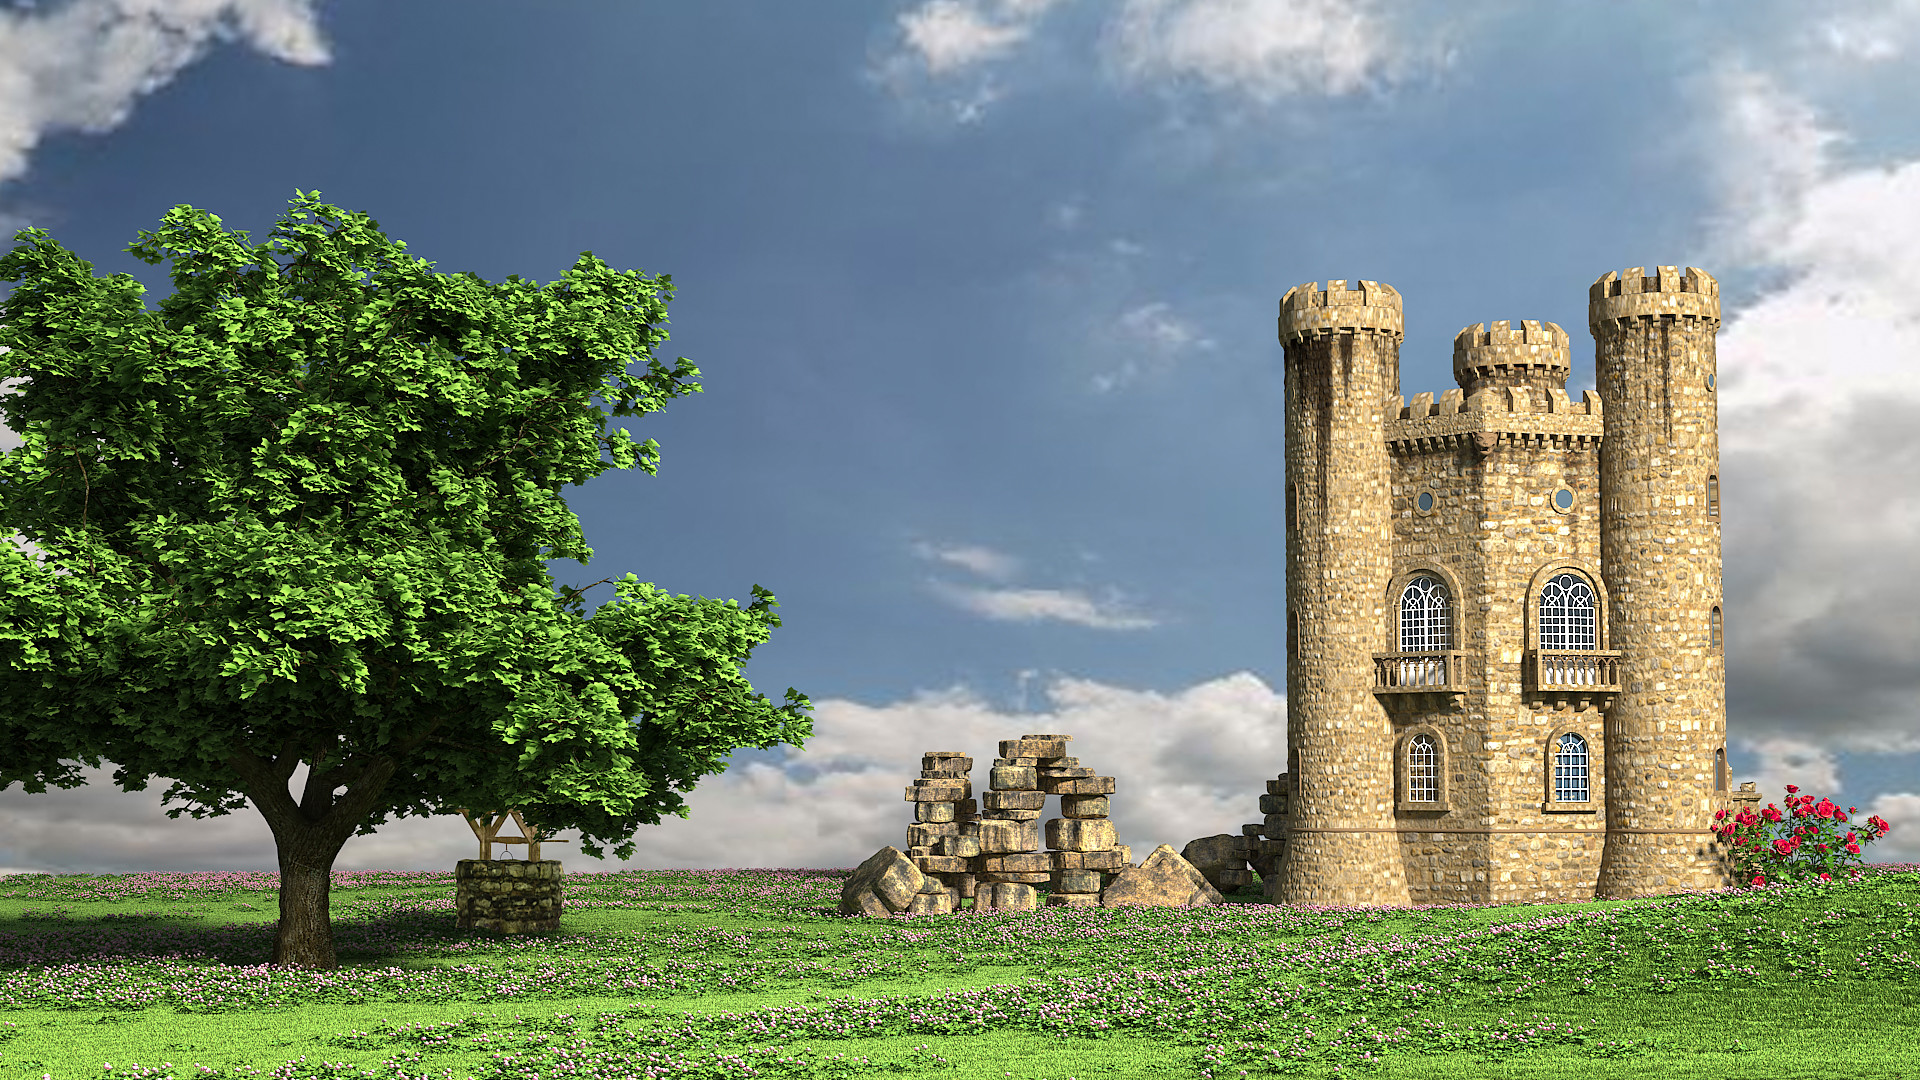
[
  {"x1": 1528, "y1": 649, "x2": 1622, "y2": 692},
  {"x1": 1372, "y1": 650, "x2": 1465, "y2": 695}
]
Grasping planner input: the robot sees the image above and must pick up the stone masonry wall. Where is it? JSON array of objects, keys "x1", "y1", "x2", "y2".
[
  {"x1": 1389, "y1": 320, "x2": 1608, "y2": 904},
  {"x1": 455, "y1": 859, "x2": 564, "y2": 934},
  {"x1": 1277, "y1": 279, "x2": 1411, "y2": 908},
  {"x1": 1592, "y1": 266, "x2": 1730, "y2": 898}
]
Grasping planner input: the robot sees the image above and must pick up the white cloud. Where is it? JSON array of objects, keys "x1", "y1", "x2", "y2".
[
  {"x1": 1811, "y1": 1, "x2": 1920, "y2": 61},
  {"x1": 1092, "y1": 298, "x2": 1216, "y2": 392},
  {"x1": 910, "y1": 539, "x2": 1024, "y2": 581},
  {"x1": 0, "y1": 673, "x2": 1290, "y2": 873},
  {"x1": 895, "y1": 0, "x2": 1050, "y2": 76},
  {"x1": 0, "y1": 0, "x2": 328, "y2": 191},
  {"x1": 1101, "y1": 0, "x2": 1420, "y2": 103},
  {"x1": 926, "y1": 579, "x2": 1160, "y2": 629},
  {"x1": 1691, "y1": 65, "x2": 1920, "y2": 812}
]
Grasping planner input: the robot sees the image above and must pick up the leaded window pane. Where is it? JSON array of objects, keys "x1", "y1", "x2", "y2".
[
  {"x1": 1554, "y1": 732, "x2": 1589, "y2": 803},
  {"x1": 1399, "y1": 576, "x2": 1452, "y2": 652},
  {"x1": 1539, "y1": 573, "x2": 1597, "y2": 650},
  {"x1": 1408, "y1": 734, "x2": 1437, "y2": 802}
]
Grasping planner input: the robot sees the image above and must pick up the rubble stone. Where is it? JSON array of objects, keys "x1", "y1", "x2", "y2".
[
  {"x1": 1100, "y1": 844, "x2": 1225, "y2": 909},
  {"x1": 839, "y1": 846, "x2": 925, "y2": 916}
]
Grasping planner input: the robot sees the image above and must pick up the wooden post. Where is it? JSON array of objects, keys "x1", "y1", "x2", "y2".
[{"x1": 457, "y1": 808, "x2": 567, "y2": 861}]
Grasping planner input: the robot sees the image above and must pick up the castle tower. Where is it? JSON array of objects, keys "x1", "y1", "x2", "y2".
[
  {"x1": 1276, "y1": 279, "x2": 1411, "y2": 908},
  {"x1": 1590, "y1": 266, "x2": 1730, "y2": 898}
]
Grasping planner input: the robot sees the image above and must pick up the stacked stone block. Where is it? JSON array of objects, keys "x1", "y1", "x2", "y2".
[
  {"x1": 1238, "y1": 772, "x2": 1289, "y2": 887},
  {"x1": 903, "y1": 751, "x2": 977, "y2": 913},
  {"x1": 904, "y1": 735, "x2": 1131, "y2": 913}
]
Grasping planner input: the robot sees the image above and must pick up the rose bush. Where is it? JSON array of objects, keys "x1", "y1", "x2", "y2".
[{"x1": 1713, "y1": 785, "x2": 1892, "y2": 886}]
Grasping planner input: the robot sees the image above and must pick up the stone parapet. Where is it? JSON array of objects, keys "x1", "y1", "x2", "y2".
[
  {"x1": 1387, "y1": 385, "x2": 1602, "y2": 455},
  {"x1": 1588, "y1": 266, "x2": 1720, "y2": 329},
  {"x1": 1453, "y1": 319, "x2": 1571, "y2": 393},
  {"x1": 1279, "y1": 279, "x2": 1404, "y2": 344}
]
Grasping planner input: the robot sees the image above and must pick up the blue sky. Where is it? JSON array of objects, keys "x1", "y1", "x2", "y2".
[{"x1": 0, "y1": 0, "x2": 1915, "y2": 876}]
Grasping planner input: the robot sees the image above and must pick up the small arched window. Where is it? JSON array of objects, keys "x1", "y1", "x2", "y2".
[
  {"x1": 1288, "y1": 609, "x2": 1298, "y2": 658},
  {"x1": 1407, "y1": 734, "x2": 1438, "y2": 802},
  {"x1": 1714, "y1": 746, "x2": 1728, "y2": 793},
  {"x1": 1710, "y1": 605, "x2": 1723, "y2": 648},
  {"x1": 1539, "y1": 573, "x2": 1597, "y2": 650},
  {"x1": 1707, "y1": 474, "x2": 1719, "y2": 517},
  {"x1": 1554, "y1": 732, "x2": 1590, "y2": 803},
  {"x1": 1399, "y1": 575, "x2": 1452, "y2": 652},
  {"x1": 1287, "y1": 482, "x2": 1298, "y2": 534}
]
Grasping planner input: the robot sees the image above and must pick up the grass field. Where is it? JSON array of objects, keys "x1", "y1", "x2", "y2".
[{"x1": 0, "y1": 863, "x2": 1913, "y2": 1079}]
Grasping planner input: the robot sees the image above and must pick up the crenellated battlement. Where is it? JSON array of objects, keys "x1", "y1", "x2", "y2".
[
  {"x1": 1279, "y1": 279, "x2": 1404, "y2": 344},
  {"x1": 1385, "y1": 384, "x2": 1602, "y2": 455},
  {"x1": 1588, "y1": 266, "x2": 1720, "y2": 329},
  {"x1": 1453, "y1": 319, "x2": 1570, "y2": 392}
]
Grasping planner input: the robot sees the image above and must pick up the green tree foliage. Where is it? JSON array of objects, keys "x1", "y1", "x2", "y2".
[{"x1": 0, "y1": 191, "x2": 813, "y2": 968}]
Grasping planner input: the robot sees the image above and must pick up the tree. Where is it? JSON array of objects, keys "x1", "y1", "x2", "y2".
[{"x1": 0, "y1": 191, "x2": 814, "y2": 969}]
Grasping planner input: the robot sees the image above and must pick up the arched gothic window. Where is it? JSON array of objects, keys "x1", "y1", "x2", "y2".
[
  {"x1": 1715, "y1": 746, "x2": 1728, "y2": 793},
  {"x1": 1399, "y1": 575, "x2": 1452, "y2": 652},
  {"x1": 1554, "y1": 732, "x2": 1590, "y2": 803},
  {"x1": 1407, "y1": 734, "x2": 1438, "y2": 802},
  {"x1": 1539, "y1": 573, "x2": 1597, "y2": 650}
]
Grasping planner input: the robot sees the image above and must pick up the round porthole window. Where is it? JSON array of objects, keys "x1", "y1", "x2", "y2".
[
  {"x1": 1706, "y1": 373, "x2": 1716, "y2": 391},
  {"x1": 1553, "y1": 488, "x2": 1575, "y2": 513},
  {"x1": 1416, "y1": 491, "x2": 1435, "y2": 513}
]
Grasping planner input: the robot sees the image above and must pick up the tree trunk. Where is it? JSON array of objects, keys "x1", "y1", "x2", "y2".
[
  {"x1": 271, "y1": 839, "x2": 350, "y2": 967},
  {"x1": 226, "y1": 721, "x2": 441, "y2": 970}
]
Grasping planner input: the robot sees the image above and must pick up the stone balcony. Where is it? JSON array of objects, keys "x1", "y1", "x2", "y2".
[
  {"x1": 1372, "y1": 650, "x2": 1466, "y2": 710},
  {"x1": 1526, "y1": 649, "x2": 1622, "y2": 710}
]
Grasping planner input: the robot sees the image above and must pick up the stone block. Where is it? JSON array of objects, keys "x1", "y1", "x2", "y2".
[
  {"x1": 991, "y1": 808, "x2": 1045, "y2": 821},
  {"x1": 914, "y1": 854, "x2": 971, "y2": 874},
  {"x1": 1046, "y1": 817, "x2": 1118, "y2": 852},
  {"x1": 1052, "y1": 848, "x2": 1127, "y2": 870},
  {"x1": 990, "y1": 766, "x2": 1039, "y2": 790},
  {"x1": 1259, "y1": 793, "x2": 1288, "y2": 815},
  {"x1": 906, "y1": 779, "x2": 971, "y2": 802},
  {"x1": 977, "y1": 870, "x2": 1052, "y2": 885},
  {"x1": 1100, "y1": 844, "x2": 1224, "y2": 909},
  {"x1": 839, "y1": 846, "x2": 925, "y2": 916},
  {"x1": 994, "y1": 757, "x2": 1043, "y2": 767},
  {"x1": 1051, "y1": 868, "x2": 1103, "y2": 893},
  {"x1": 907, "y1": 822, "x2": 960, "y2": 848},
  {"x1": 984, "y1": 789, "x2": 1047, "y2": 810},
  {"x1": 979, "y1": 852, "x2": 1053, "y2": 874},
  {"x1": 1000, "y1": 736, "x2": 1070, "y2": 760},
  {"x1": 907, "y1": 891, "x2": 954, "y2": 915},
  {"x1": 1046, "y1": 893, "x2": 1102, "y2": 908},
  {"x1": 1061, "y1": 794, "x2": 1110, "y2": 818},
  {"x1": 975, "y1": 882, "x2": 1038, "y2": 911},
  {"x1": 1039, "y1": 766, "x2": 1095, "y2": 779},
  {"x1": 975, "y1": 818, "x2": 1041, "y2": 854},
  {"x1": 1047, "y1": 776, "x2": 1116, "y2": 796},
  {"x1": 921, "y1": 752, "x2": 972, "y2": 776},
  {"x1": 1181, "y1": 833, "x2": 1250, "y2": 869},
  {"x1": 908, "y1": 844, "x2": 935, "y2": 858},
  {"x1": 938, "y1": 835, "x2": 982, "y2": 858},
  {"x1": 1266, "y1": 778, "x2": 1288, "y2": 796},
  {"x1": 915, "y1": 801, "x2": 957, "y2": 823}
]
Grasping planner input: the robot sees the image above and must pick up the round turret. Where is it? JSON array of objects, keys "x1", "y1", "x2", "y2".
[
  {"x1": 1452, "y1": 319, "x2": 1571, "y2": 394},
  {"x1": 1275, "y1": 276, "x2": 1411, "y2": 910},
  {"x1": 1589, "y1": 264, "x2": 1727, "y2": 900}
]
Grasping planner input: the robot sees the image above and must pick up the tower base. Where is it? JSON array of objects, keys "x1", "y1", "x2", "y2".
[
  {"x1": 1595, "y1": 831, "x2": 1731, "y2": 899},
  {"x1": 1268, "y1": 829, "x2": 1411, "y2": 908}
]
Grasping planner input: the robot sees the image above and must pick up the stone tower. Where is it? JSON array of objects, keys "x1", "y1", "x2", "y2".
[
  {"x1": 1276, "y1": 279, "x2": 1412, "y2": 908},
  {"x1": 1259, "y1": 266, "x2": 1745, "y2": 907},
  {"x1": 1590, "y1": 266, "x2": 1729, "y2": 898}
]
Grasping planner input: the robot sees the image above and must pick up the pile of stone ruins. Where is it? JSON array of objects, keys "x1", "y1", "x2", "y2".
[{"x1": 840, "y1": 734, "x2": 1273, "y2": 916}]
